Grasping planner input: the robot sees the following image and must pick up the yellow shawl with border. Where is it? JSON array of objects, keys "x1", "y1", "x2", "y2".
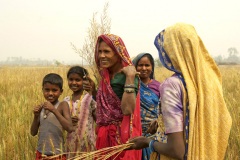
[{"x1": 155, "y1": 23, "x2": 232, "y2": 160}]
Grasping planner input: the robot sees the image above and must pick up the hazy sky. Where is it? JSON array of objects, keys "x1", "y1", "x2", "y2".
[{"x1": 1, "y1": 0, "x2": 239, "y2": 63}]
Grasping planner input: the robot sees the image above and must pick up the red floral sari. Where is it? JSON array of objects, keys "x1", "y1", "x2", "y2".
[{"x1": 95, "y1": 34, "x2": 142, "y2": 160}]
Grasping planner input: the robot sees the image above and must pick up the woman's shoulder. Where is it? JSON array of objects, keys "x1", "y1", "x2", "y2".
[
  {"x1": 162, "y1": 75, "x2": 181, "y2": 85},
  {"x1": 160, "y1": 75, "x2": 182, "y2": 92},
  {"x1": 148, "y1": 79, "x2": 161, "y2": 91},
  {"x1": 151, "y1": 79, "x2": 161, "y2": 86}
]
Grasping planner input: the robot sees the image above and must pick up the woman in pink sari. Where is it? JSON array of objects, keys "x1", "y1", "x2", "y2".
[{"x1": 95, "y1": 34, "x2": 142, "y2": 160}]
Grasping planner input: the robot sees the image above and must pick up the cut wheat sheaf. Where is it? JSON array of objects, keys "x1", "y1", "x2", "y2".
[{"x1": 43, "y1": 143, "x2": 133, "y2": 160}]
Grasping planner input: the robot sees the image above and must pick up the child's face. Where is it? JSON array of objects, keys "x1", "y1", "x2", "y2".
[
  {"x1": 42, "y1": 82, "x2": 62, "y2": 104},
  {"x1": 67, "y1": 73, "x2": 83, "y2": 93}
]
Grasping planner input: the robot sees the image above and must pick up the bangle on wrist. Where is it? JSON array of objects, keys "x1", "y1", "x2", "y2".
[
  {"x1": 124, "y1": 84, "x2": 135, "y2": 88},
  {"x1": 149, "y1": 140, "x2": 158, "y2": 152},
  {"x1": 124, "y1": 88, "x2": 135, "y2": 93}
]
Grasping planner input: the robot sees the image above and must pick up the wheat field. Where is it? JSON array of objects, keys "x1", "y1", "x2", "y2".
[{"x1": 0, "y1": 66, "x2": 239, "y2": 160}]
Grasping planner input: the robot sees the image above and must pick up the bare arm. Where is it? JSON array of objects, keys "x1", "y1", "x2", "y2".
[
  {"x1": 30, "y1": 105, "x2": 42, "y2": 136},
  {"x1": 43, "y1": 101, "x2": 73, "y2": 133},
  {"x1": 121, "y1": 66, "x2": 137, "y2": 115},
  {"x1": 154, "y1": 132, "x2": 185, "y2": 159}
]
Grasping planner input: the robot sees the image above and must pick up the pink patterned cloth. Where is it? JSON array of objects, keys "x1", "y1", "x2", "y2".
[{"x1": 64, "y1": 93, "x2": 96, "y2": 158}]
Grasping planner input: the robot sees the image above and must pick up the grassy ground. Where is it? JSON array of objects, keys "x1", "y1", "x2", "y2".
[{"x1": 0, "y1": 66, "x2": 239, "y2": 159}]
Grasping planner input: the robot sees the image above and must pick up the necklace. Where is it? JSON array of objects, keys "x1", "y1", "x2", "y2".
[
  {"x1": 69, "y1": 94, "x2": 83, "y2": 116},
  {"x1": 43, "y1": 110, "x2": 49, "y2": 119},
  {"x1": 144, "y1": 78, "x2": 152, "y2": 87}
]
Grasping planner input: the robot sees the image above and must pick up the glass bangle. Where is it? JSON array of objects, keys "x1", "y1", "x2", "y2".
[
  {"x1": 149, "y1": 140, "x2": 158, "y2": 152},
  {"x1": 124, "y1": 88, "x2": 135, "y2": 93},
  {"x1": 124, "y1": 84, "x2": 135, "y2": 88}
]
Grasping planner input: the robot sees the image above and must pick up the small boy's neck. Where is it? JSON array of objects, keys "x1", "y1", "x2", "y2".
[{"x1": 51, "y1": 100, "x2": 59, "y2": 106}]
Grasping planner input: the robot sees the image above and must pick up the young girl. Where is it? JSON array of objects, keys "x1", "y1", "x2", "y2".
[{"x1": 64, "y1": 66, "x2": 96, "y2": 158}]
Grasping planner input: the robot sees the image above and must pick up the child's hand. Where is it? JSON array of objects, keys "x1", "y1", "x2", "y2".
[
  {"x1": 71, "y1": 115, "x2": 79, "y2": 127},
  {"x1": 42, "y1": 101, "x2": 55, "y2": 112},
  {"x1": 33, "y1": 105, "x2": 43, "y2": 117}
]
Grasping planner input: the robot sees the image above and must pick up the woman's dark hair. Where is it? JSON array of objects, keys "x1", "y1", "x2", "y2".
[{"x1": 140, "y1": 54, "x2": 154, "y2": 68}]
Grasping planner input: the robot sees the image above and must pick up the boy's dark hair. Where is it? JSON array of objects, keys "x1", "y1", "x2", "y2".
[
  {"x1": 67, "y1": 66, "x2": 88, "y2": 79},
  {"x1": 42, "y1": 73, "x2": 63, "y2": 90}
]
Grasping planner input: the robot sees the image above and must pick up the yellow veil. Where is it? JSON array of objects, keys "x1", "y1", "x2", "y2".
[{"x1": 154, "y1": 23, "x2": 232, "y2": 159}]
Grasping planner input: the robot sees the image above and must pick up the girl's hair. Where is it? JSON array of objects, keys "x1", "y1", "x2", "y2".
[
  {"x1": 42, "y1": 73, "x2": 63, "y2": 90},
  {"x1": 67, "y1": 66, "x2": 88, "y2": 79}
]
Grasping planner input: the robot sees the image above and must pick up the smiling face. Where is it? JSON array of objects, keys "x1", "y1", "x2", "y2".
[
  {"x1": 136, "y1": 56, "x2": 153, "y2": 80},
  {"x1": 42, "y1": 82, "x2": 62, "y2": 104},
  {"x1": 67, "y1": 73, "x2": 83, "y2": 93},
  {"x1": 97, "y1": 41, "x2": 121, "y2": 70}
]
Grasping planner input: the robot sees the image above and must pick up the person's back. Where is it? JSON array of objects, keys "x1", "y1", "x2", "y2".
[{"x1": 129, "y1": 23, "x2": 232, "y2": 160}]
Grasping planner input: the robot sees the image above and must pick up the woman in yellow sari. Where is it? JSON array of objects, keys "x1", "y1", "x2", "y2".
[{"x1": 128, "y1": 23, "x2": 232, "y2": 160}]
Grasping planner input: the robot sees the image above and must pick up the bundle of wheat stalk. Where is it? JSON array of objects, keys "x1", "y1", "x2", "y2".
[
  {"x1": 70, "y1": 143, "x2": 132, "y2": 160},
  {"x1": 44, "y1": 143, "x2": 133, "y2": 160}
]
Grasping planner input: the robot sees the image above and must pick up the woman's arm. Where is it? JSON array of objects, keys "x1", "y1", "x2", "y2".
[
  {"x1": 154, "y1": 132, "x2": 185, "y2": 159},
  {"x1": 121, "y1": 66, "x2": 137, "y2": 115}
]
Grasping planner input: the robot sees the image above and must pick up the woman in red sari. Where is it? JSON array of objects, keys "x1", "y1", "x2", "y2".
[{"x1": 94, "y1": 34, "x2": 142, "y2": 160}]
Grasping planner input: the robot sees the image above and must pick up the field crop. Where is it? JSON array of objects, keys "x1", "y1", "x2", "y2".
[{"x1": 0, "y1": 66, "x2": 239, "y2": 159}]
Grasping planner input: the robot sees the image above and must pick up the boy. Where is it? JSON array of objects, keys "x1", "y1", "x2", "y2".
[{"x1": 30, "y1": 73, "x2": 73, "y2": 160}]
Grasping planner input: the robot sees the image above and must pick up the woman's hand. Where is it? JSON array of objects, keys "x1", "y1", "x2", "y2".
[
  {"x1": 147, "y1": 119, "x2": 158, "y2": 134},
  {"x1": 127, "y1": 136, "x2": 151, "y2": 150},
  {"x1": 121, "y1": 65, "x2": 138, "y2": 77},
  {"x1": 83, "y1": 76, "x2": 96, "y2": 96}
]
